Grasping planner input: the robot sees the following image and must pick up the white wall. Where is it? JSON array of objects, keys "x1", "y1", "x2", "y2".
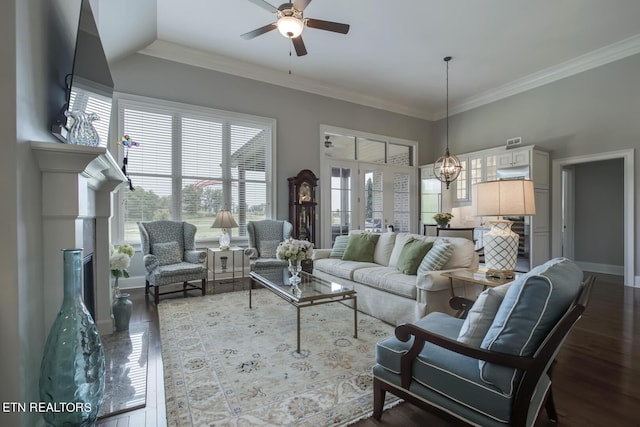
[
  {"x1": 429, "y1": 54, "x2": 640, "y2": 276},
  {"x1": 0, "y1": 1, "x2": 20, "y2": 426},
  {"x1": 1, "y1": 0, "x2": 78, "y2": 425}
]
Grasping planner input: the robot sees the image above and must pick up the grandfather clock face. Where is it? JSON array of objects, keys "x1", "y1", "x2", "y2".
[{"x1": 299, "y1": 182, "x2": 312, "y2": 204}]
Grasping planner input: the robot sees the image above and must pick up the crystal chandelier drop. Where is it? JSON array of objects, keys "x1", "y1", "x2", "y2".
[{"x1": 433, "y1": 56, "x2": 462, "y2": 189}]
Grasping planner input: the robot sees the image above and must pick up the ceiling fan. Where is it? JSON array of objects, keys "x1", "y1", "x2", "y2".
[{"x1": 241, "y1": 0, "x2": 350, "y2": 56}]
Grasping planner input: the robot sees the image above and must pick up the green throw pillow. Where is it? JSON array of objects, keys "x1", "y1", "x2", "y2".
[
  {"x1": 417, "y1": 239, "x2": 455, "y2": 273},
  {"x1": 342, "y1": 233, "x2": 380, "y2": 262},
  {"x1": 330, "y1": 235, "x2": 350, "y2": 258},
  {"x1": 396, "y1": 238, "x2": 434, "y2": 275}
]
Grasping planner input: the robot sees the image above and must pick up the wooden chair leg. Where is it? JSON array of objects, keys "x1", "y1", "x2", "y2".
[
  {"x1": 154, "y1": 285, "x2": 160, "y2": 305},
  {"x1": 373, "y1": 377, "x2": 385, "y2": 420},
  {"x1": 201, "y1": 278, "x2": 206, "y2": 296},
  {"x1": 145, "y1": 280, "x2": 150, "y2": 294},
  {"x1": 545, "y1": 388, "x2": 558, "y2": 422}
]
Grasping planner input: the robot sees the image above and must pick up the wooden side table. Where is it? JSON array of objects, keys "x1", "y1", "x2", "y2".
[
  {"x1": 441, "y1": 269, "x2": 520, "y2": 298},
  {"x1": 207, "y1": 247, "x2": 247, "y2": 293},
  {"x1": 441, "y1": 269, "x2": 520, "y2": 317}
]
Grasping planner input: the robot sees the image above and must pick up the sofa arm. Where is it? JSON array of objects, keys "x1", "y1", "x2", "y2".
[
  {"x1": 312, "y1": 248, "x2": 332, "y2": 260},
  {"x1": 185, "y1": 250, "x2": 206, "y2": 264},
  {"x1": 416, "y1": 270, "x2": 451, "y2": 293},
  {"x1": 143, "y1": 254, "x2": 159, "y2": 272}
]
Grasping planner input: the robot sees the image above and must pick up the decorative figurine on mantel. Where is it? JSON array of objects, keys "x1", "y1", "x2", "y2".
[{"x1": 116, "y1": 134, "x2": 140, "y2": 191}]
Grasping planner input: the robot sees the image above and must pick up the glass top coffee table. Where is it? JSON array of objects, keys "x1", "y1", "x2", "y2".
[{"x1": 249, "y1": 266, "x2": 357, "y2": 353}]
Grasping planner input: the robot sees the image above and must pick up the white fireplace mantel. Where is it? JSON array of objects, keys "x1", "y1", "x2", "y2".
[{"x1": 31, "y1": 141, "x2": 128, "y2": 334}]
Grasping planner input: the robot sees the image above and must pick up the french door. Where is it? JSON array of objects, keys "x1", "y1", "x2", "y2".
[{"x1": 322, "y1": 161, "x2": 415, "y2": 246}]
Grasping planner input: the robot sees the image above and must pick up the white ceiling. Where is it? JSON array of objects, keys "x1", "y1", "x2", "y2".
[{"x1": 102, "y1": 0, "x2": 640, "y2": 120}]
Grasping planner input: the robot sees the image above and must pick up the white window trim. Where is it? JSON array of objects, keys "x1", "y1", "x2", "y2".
[
  {"x1": 111, "y1": 92, "x2": 277, "y2": 245},
  {"x1": 319, "y1": 124, "x2": 419, "y2": 247}
]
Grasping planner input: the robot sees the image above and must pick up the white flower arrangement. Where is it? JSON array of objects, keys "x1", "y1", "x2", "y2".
[
  {"x1": 110, "y1": 244, "x2": 134, "y2": 279},
  {"x1": 276, "y1": 238, "x2": 314, "y2": 262}
]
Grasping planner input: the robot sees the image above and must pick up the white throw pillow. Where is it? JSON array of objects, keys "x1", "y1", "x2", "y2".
[
  {"x1": 457, "y1": 283, "x2": 512, "y2": 347},
  {"x1": 373, "y1": 232, "x2": 397, "y2": 266}
]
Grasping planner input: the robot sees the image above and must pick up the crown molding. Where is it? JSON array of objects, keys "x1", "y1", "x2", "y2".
[
  {"x1": 138, "y1": 40, "x2": 434, "y2": 120},
  {"x1": 139, "y1": 34, "x2": 640, "y2": 122},
  {"x1": 436, "y1": 33, "x2": 640, "y2": 120}
]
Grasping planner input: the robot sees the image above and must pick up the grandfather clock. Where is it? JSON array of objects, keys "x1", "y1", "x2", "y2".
[{"x1": 288, "y1": 169, "x2": 318, "y2": 245}]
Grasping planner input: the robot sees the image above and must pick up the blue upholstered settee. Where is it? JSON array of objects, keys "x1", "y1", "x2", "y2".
[{"x1": 373, "y1": 257, "x2": 593, "y2": 426}]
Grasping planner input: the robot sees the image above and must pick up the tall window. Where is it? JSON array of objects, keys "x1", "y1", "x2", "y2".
[{"x1": 115, "y1": 97, "x2": 274, "y2": 243}]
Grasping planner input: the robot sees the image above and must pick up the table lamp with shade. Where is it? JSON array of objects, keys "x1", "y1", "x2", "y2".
[
  {"x1": 211, "y1": 209, "x2": 238, "y2": 250},
  {"x1": 472, "y1": 179, "x2": 536, "y2": 279}
]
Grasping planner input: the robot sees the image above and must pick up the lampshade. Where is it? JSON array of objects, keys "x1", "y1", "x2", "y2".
[
  {"x1": 472, "y1": 179, "x2": 536, "y2": 279},
  {"x1": 211, "y1": 209, "x2": 238, "y2": 229},
  {"x1": 472, "y1": 179, "x2": 536, "y2": 217},
  {"x1": 211, "y1": 209, "x2": 238, "y2": 250},
  {"x1": 277, "y1": 16, "x2": 304, "y2": 38}
]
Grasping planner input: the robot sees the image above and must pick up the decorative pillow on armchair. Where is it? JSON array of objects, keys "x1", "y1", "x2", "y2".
[
  {"x1": 258, "y1": 240, "x2": 280, "y2": 258},
  {"x1": 152, "y1": 241, "x2": 182, "y2": 266}
]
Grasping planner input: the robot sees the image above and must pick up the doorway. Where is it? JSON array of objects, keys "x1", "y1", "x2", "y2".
[{"x1": 552, "y1": 149, "x2": 635, "y2": 286}]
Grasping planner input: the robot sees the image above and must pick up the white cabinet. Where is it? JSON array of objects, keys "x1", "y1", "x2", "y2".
[
  {"x1": 438, "y1": 145, "x2": 550, "y2": 271},
  {"x1": 496, "y1": 150, "x2": 530, "y2": 168}
]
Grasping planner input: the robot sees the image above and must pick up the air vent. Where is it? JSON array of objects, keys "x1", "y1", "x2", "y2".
[{"x1": 506, "y1": 137, "x2": 522, "y2": 148}]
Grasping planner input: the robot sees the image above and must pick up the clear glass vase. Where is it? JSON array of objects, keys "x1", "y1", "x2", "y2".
[
  {"x1": 65, "y1": 110, "x2": 100, "y2": 146},
  {"x1": 39, "y1": 249, "x2": 105, "y2": 426},
  {"x1": 288, "y1": 259, "x2": 302, "y2": 285}
]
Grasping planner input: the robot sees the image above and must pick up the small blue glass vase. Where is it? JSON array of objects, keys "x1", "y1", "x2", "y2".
[{"x1": 39, "y1": 249, "x2": 105, "y2": 426}]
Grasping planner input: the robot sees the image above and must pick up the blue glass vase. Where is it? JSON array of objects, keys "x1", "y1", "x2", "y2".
[{"x1": 39, "y1": 249, "x2": 106, "y2": 426}]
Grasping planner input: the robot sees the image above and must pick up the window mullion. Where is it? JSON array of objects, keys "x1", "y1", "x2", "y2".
[
  {"x1": 173, "y1": 113, "x2": 183, "y2": 220},
  {"x1": 222, "y1": 121, "x2": 232, "y2": 209}
]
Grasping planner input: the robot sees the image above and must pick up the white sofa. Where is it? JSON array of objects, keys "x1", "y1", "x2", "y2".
[{"x1": 312, "y1": 232, "x2": 479, "y2": 326}]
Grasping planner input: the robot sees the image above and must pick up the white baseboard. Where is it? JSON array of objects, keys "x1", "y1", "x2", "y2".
[
  {"x1": 117, "y1": 275, "x2": 146, "y2": 290},
  {"x1": 574, "y1": 261, "x2": 624, "y2": 276}
]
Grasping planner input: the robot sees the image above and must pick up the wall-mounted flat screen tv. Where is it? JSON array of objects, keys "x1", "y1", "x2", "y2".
[{"x1": 51, "y1": 0, "x2": 114, "y2": 146}]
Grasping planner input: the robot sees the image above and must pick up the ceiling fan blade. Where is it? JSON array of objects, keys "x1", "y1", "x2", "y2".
[
  {"x1": 293, "y1": 0, "x2": 312, "y2": 11},
  {"x1": 292, "y1": 36, "x2": 307, "y2": 56},
  {"x1": 305, "y1": 18, "x2": 350, "y2": 34},
  {"x1": 246, "y1": 0, "x2": 278, "y2": 13},
  {"x1": 240, "y1": 23, "x2": 277, "y2": 39}
]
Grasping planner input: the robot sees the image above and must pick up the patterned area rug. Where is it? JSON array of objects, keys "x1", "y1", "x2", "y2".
[
  {"x1": 158, "y1": 289, "x2": 400, "y2": 426},
  {"x1": 98, "y1": 323, "x2": 149, "y2": 418}
]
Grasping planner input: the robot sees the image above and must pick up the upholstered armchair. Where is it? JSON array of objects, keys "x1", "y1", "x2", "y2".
[
  {"x1": 138, "y1": 220, "x2": 207, "y2": 304},
  {"x1": 245, "y1": 219, "x2": 293, "y2": 268},
  {"x1": 373, "y1": 257, "x2": 594, "y2": 427}
]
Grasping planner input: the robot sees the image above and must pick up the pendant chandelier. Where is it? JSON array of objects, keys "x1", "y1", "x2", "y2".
[{"x1": 433, "y1": 56, "x2": 462, "y2": 189}]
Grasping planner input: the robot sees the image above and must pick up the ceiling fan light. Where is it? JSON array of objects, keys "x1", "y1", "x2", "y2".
[{"x1": 277, "y1": 16, "x2": 304, "y2": 38}]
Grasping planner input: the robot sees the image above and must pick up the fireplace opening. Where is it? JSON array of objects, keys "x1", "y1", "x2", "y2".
[{"x1": 83, "y1": 253, "x2": 95, "y2": 319}]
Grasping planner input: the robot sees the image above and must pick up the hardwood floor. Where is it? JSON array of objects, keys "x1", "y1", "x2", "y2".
[{"x1": 98, "y1": 273, "x2": 639, "y2": 427}]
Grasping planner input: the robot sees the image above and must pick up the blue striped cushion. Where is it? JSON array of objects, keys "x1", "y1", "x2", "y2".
[
  {"x1": 330, "y1": 235, "x2": 350, "y2": 258},
  {"x1": 417, "y1": 239, "x2": 454, "y2": 273}
]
